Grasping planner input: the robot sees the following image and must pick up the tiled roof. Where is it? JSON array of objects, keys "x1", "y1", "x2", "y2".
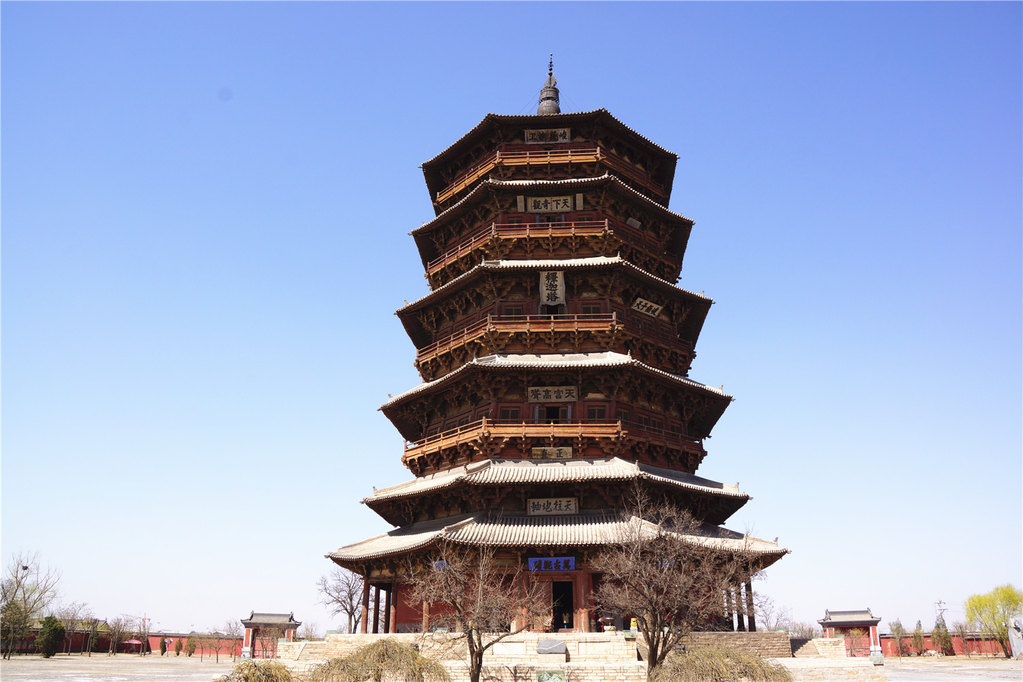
[
  {"x1": 327, "y1": 512, "x2": 787, "y2": 563},
  {"x1": 364, "y1": 457, "x2": 747, "y2": 504},
  {"x1": 819, "y1": 609, "x2": 881, "y2": 626},
  {"x1": 380, "y1": 351, "x2": 730, "y2": 409},
  {"x1": 410, "y1": 174, "x2": 693, "y2": 236},
  {"x1": 240, "y1": 612, "x2": 301, "y2": 627},
  {"x1": 396, "y1": 255, "x2": 710, "y2": 314},
  {"x1": 421, "y1": 109, "x2": 678, "y2": 168}
]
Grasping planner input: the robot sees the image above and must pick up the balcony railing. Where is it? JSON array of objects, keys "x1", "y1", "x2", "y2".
[
  {"x1": 402, "y1": 417, "x2": 703, "y2": 463},
  {"x1": 416, "y1": 313, "x2": 616, "y2": 365},
  {"x1": 415, "y1": 313, "x2": 690, "y2": 369},
  {"x1": 434, "y1": 147, "x2": 666, "y2": 205},
  {"x1": 425, "y1": 218, "x2": 669, "y2": 277}
]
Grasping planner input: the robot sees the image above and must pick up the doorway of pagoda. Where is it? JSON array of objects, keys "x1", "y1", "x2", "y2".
[
  {"x1": 535, "y1": 404, "x2": 570, "y2": 423},
  {"x1": 552, "y1": 581, "x2": 574, "y2": 631},
  {"x1": 539, "y1": 303, "x2": 567, "y2": 316}
]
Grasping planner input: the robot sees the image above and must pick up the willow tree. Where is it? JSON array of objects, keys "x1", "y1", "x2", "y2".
[{"x1": 965, "y1": 584, "x2": 1023, "y2": 658}]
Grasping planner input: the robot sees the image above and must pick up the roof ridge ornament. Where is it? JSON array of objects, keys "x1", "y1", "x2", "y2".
[{"x1": 537, "y1": 54, "x2": 561, "y2": 115}]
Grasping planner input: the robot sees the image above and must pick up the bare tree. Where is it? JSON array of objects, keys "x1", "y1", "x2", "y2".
[
  {"x1": 590, "y1": 496, "x2": 756, "y2": 679},
  {"x1": 405, "y1": 541, "x2": 549, "y2": 682},
  {"x1": 1, "y1": 553, "x2": 61, "y2": 659},
  {"x1": 56, "y1": 602, "x2": 88, "y2": 655},
  {"x1": 255, "y1": 625, "x2": 284, "y2": 659},
  {"x1": 751, "y1": 592, "x2": 792, "y2": 632},
  {"x1": 81, "y1": 613, "x2": 101, "y2": 657},
  {"x1": 131, "y1": 615, "x2": 151, "y2": 656},
  {"x1": 952, "y1": 621, "x2": 970, "y2": 657},
  {"x1": 318, "y1": 567, "x2": 364, "y2": 634},
  {"x1": 298, "y1": 621, "x2": 321, "y2": 641},
  {"x1": 221, "y1": 619, "x2": 243, "y2": 661},
  {"x1": 106, "y1": 617, "x2": 130, "y2": 655}
]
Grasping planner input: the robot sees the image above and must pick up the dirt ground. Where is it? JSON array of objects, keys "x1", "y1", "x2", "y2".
[
  {"x1": 0, "y1": 653, "x2": 237, "y2": 681},
  {"x1": 883, "y1": 655, "x2": 1022, "y2": 681},
  {"x1": 2, "y1": 651, "x2": 1021, "y2": 681}
]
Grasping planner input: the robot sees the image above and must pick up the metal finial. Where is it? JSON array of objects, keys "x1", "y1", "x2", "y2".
[{"x1": 537, "y1": 55, "x2": 561, "y2": 115}]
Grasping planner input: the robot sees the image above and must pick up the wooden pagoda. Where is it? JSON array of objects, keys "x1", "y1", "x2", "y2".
[{"x1": 328, "y1": 65, "x2": 786, "y2": 635}]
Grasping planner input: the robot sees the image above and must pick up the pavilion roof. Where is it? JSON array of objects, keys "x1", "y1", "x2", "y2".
[
  {"x1": 327, "y1": 512, "x2": 787, "y2": 565},
  {"x1": 818, "y1": 609, "x2": 881, "y2": 627},
  {"x1": 240, "y1": 612, "x2": 301, "y2": 628}
]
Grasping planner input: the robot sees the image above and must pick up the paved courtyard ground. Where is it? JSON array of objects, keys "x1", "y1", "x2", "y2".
[
  {"x1": 1, "y1": 651, "x2": 1021, "y2": 681},
  {"x1": 883, "y1": 655, "x2": 1022, "y2": 681},
  {"x1": 0, "y1": 653, "x2": 236, "y2": 681}
]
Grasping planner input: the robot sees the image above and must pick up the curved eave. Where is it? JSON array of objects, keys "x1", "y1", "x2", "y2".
[
  {"x1": 396, "y1": 255, "x2": 712, "y2": 347},
  {"x1": 410, "y1": 174, "x2": 694, "y2": 269},
  {"x1": 327, "y1": 512, "x2": 787, "y2": 568},
  {"x1": 364, "y1": 457, "x2": 750, "y2": 526},
  {"x1": 379, "y1": 351, "x2": 732, "y2": 441},
  {"x1": 382, "y1": 351, "x2": 730, "y2": 410},
  {"x1": 421, "y1": 109, "x2": 678, "y2": 201}
]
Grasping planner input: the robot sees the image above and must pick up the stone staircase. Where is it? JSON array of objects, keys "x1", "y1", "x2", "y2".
[{"x1": 792, "y1": 637, "x2": 848, "y2": 659}]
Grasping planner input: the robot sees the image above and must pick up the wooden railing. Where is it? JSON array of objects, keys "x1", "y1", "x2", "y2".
[
  {"x1": 434, "y1": 147, "x2": 666, "y2": 205},
  {"x1": 425, "y1": 218, "x2": 668, "y2": 276},
  {"x1": 416, "y1": 313, "x2": 618, "y2": 366},
  {"x1": 403, "y1": 418, "x2": 626, "y2": 461},
  {"x1": 402, "y1": 417, "x2": 703, "y2": 462},
  {"x1": 415, "y1": 313, "x2": 691, "y2": 368}
]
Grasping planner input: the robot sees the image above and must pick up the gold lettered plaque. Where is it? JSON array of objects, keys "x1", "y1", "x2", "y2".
[
  {"x1": 527, "y1": 386, "x2": 577, "y2": 402},
  {"x1": 527, "y1": 497, "x2": 579, "y2": 516},
  {"x1": 524, "y1": 128, "x2": 570, "y2": 144},
  {"x1": 530, "y1": 447, "x2": 572, "y2": 459}
]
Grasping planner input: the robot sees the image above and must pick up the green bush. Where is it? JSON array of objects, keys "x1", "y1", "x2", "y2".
[
  {"x1": 653, "y1": 645, "x2": 792, "y2": 682},
  {"x1": 36, "y1": 616, "x2": 66, "y2": 658},
  {"x1": 219, "y1": 660, "x2": 295, "y2": 682},
  {"x1": 308, "y1": 639, "x2": 450, "y2": 682},
  {"x1": 174, "y1": 638, "x2": 182, "y2": 656}
]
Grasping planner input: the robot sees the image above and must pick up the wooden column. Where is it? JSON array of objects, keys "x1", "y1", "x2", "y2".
[
  {"x1": 573, "y1": 572, "x2": 589, "y2": 632},
  {"x1": 744, "y1": 579, "x2": 756, "y2": 632},
  {"x1": 725, "y1": 589, "x2": 735, "y2": 631},
  {"x1": 735, "y1": 586, "x2": 746, "y2": 631},
  {"x1": 421, "y1": 601, "x2": 430, "y2": 633},
  {"x1": 372, "y1": 585, "x2": 381, "y2": 634},
  {"x1": 383, "y1": 584, "x2": 393, "y2": 634},
  {"x1": 360, "y1": 580, "x2": 371, "y2": 634}
]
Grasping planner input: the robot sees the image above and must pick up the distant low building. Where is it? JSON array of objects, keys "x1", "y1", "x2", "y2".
[
  {"x1": 819, "y1": 609, "x2": 882, "y2": 658},
  {"x1": 240, "y1": 612, "x2": 300, "y2": 658}
]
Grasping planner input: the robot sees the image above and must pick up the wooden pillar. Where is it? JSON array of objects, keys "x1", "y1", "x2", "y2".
[
  {"x1": 735, "y1": 586, "x2": 746, "y2": 632},
  {"x1": 421, "y1": 601, "x2": 430, "y2": 633},
  {"x1": 360, "y1": 580, "x2": 371, "y2": 634},
  {"x1": 573, "y1": 572, "x2": 589, "y2": 632},
  {"x1": 745, "y1": 579, "x2": 756, "y2": 632},
  {"x1": 383, "y1": 584, "x2": 393, "y2": 634},
  {"x1": 372, "y1": 585, "x2": 381, "y2": 634},
  {"x1": 725, "y1": 589, "x2": 736, "y2": 631},
  {"x1": 389, "y1": 584, "x2": 398, "y2": 633}
]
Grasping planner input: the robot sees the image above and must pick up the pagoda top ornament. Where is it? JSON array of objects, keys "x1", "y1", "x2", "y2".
[{"x1": 537, "y1": 55, "x2": 561, "y2": 115}]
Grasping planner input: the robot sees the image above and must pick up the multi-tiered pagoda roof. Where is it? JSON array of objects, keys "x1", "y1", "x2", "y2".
[{"x1": 328, "y1": 64, "x2": 785, "y2": 635}]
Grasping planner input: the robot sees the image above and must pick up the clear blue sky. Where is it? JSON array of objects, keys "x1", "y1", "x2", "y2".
[{"x1": 3, "y1": 2, "x2": 1020, "y2": 635}]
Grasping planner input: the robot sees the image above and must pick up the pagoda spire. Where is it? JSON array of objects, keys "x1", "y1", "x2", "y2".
[{"x1": 537, "y1": 55, "x2": 561, "y2": 115}]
